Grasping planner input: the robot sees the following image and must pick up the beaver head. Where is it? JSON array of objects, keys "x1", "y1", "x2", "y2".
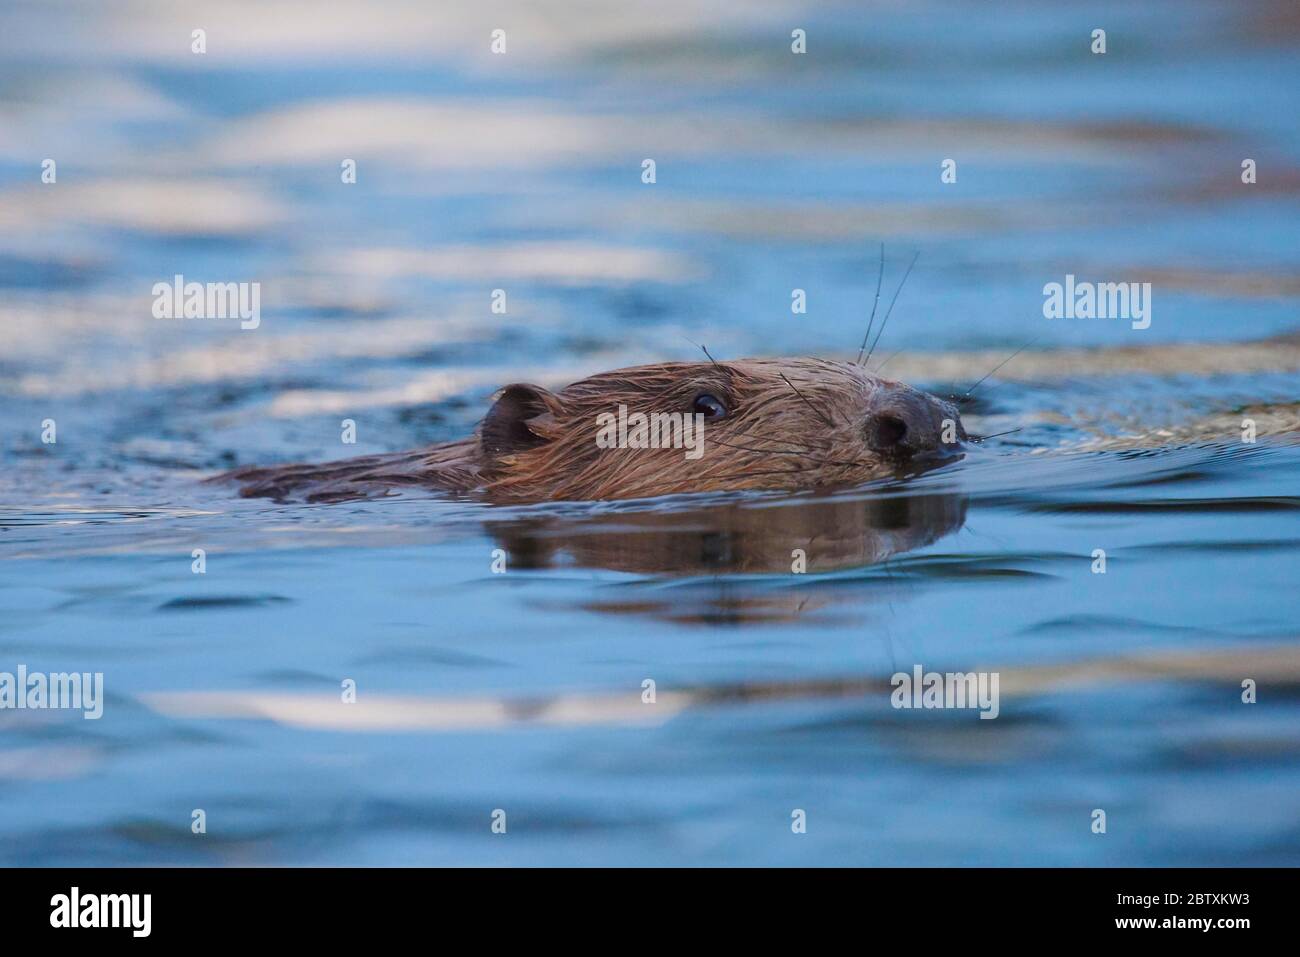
[{"x1": 478, "y1": 357, "x2": 967, "y2": 502}]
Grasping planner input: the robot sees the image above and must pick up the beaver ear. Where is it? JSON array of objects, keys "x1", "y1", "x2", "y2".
[{"x1": 481, "y1": 383, "x2": 564, "y2": 457}]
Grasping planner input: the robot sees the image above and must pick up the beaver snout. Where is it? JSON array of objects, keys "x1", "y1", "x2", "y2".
[{"x1": 864, "y1": 387, "x2": 966, "y2": 459}]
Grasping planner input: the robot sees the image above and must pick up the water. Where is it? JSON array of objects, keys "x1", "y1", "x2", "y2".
[{"x1": 1, "y1": 0, "x2": 1298, "y2": 865}]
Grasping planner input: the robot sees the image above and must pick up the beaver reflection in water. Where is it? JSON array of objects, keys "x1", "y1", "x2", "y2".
[{"x1": 222, "y1": 357, "x2": 967, "y2": 503}]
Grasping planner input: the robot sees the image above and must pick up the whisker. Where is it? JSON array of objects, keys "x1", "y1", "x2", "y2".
[
  {"x1": 708, "y1": 424, "x2": 832, "y2": 454},
  {"x1": 855, "y1": 242, "x2": 886, "y2": 365},
  {"x1": 707, "y1": 437, "x2": 814, "y2": 458},
  {"x1": 706, "y1": 467, "x2": 813, "y2": 483},
  {"x1": 779, "y1": 373, "x2": 837, "y2": 429},
  {"x1": 706, "y1": 436, "x2": 859, "y2": 468},
  {"x1": 710, "y1": 452, "x2": 880, "y2": 483},
  {"x1": 724, "y1": 427, "x2": 828, "y2": 454},
  {"x1": 972, "y1": 427, "x2": 1023, "y2": 443},
  {"x1": 962, "y1": 337, "x2": 1038, "y2": 400},
  {"x1": 863, "y1": 250, "x2": 919, "y2": 367},
  {"x1": 871, "y1": 348, "x2": 904, "y2": 374},
  {"x1": 682, "y1": 335, "x2": 722, "y2": 369}
]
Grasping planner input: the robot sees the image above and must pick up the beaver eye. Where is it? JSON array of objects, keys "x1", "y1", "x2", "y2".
[{"x1": 692, "y1": 393, "x2": 727, "y2": 420}]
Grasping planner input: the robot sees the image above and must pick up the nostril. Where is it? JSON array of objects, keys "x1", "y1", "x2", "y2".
[{"x1": 868, "y1": 414, "x2": 909, "y2": 451}]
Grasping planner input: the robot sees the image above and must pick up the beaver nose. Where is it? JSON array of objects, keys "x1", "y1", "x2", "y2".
[{"x1": 865, "y1": 387, "x2": 963, "y2": 457}]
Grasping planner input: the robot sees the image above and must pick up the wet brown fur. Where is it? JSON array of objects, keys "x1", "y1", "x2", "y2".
[{"x1": 219, "y1": 357, "x2": 965, "y2": 504}]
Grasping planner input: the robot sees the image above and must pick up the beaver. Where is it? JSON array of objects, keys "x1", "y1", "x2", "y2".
[{"x1": 220, "y1": 357, "x2": 968, "y2": 504}]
